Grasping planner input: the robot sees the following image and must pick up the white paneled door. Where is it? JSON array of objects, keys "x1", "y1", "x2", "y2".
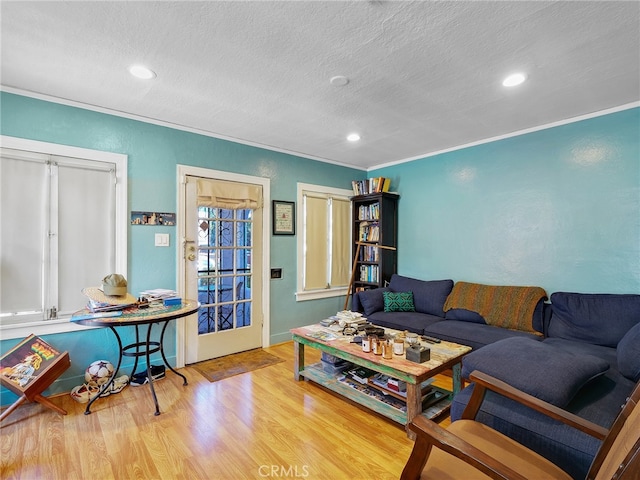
[{"x1": 181, "y1": 173, "x2": 265, "y2": 364}]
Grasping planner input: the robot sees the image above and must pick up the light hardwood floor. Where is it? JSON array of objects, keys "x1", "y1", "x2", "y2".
[{"x1": 0, "y1": 342, "x2": 452, "y2": 480}]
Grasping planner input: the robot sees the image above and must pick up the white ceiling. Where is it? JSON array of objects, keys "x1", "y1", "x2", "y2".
[{"x1": 1, "y1": 1, "x2": 639, "y2": 170}]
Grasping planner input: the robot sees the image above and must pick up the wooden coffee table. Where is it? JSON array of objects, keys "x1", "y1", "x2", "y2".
[{"x1": 291, "y1": 323, "x2": 471, "y2": 436}]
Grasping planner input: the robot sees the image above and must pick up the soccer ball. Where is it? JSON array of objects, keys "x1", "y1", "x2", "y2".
[{"x1": 85, "y1": 360, "x2": 115, "y2": 385}]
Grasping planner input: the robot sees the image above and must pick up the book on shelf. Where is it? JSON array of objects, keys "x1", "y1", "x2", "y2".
[
  {"x1": 358, "y1": 203, "x2": 380, "y2": 220},
  {"x1": 422, "y1": 389, "x2": 446, "y2": 408},
  {"x1": 347, "y1": 366, "x2": 377, "y2": 384},
  {"x1": 358, "y1": 222, "x2": 380, "y2": 242},
  {"x1": 359, "y1": 245, "x2": 379, "y2": 262},
  {"x1": 338, "y1": 375, "x2": 407, "y2": 412},
  {"x1": 359, "y1": 264, "x2": 379, "y2": 283},
  {"x1": 351, "y1": 177, "x2": 391, "y2": 196}
]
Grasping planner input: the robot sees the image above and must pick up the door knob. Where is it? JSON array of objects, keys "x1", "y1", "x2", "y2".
[{"x1": 184, "y1": 240, "x2": 197, "y2": 261}]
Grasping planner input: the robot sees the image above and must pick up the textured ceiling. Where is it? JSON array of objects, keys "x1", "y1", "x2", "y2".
[{"x1": 1, "y1": 1, "x2": 639, "y2": 170}]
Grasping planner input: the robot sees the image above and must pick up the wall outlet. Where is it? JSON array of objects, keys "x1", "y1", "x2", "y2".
[{"x1": 270, "y1": 268, "x2": 282, "y2": 279}]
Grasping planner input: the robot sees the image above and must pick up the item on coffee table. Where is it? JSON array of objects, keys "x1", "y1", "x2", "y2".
[
  {"x1": 393, "y1": 338, "x2": 405, "y2": 355},
  {"x1": 362, "y1": 335, "x2": 371, "y2": 352},
  {"x1": 363, "y1": 326, "x2": 385, "y2": 337},
  {"x1": 421, "y1": 335, "x2": 441, "y2": 344},
  {"x1": 382, "y1": 339, "x2": 393, "y2": 359},
  {"x1": 372, "y1": 336, "x2": 383, "y2": 355},
  {"x1": 342, "y1": 326, "x2": 356, "y2": 336},
  {"x1": 406, "y1": 344, "x2": 430, "y2": 363},
  {"x1": 406, "y1": 332, "x2": 419, "y2": 345}
]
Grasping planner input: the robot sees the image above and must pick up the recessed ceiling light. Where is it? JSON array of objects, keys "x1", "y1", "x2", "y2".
[
  {"x1": 129, "y1": 64, "x2": 156, "y2": 80},
  {"x1": 347, "y1": 133, "x2": 361, "y2": 142},
  {"x1": 330, "y1": 76, "x2": 349, "y2": 86},
  {"x1": 502, "y1": 72, "x2": 527, "y2": 87}
]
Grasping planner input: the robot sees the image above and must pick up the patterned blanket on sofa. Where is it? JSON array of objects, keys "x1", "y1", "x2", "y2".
[{"x1": 443, "y1": 282, "x2": 547, "y2": 334}]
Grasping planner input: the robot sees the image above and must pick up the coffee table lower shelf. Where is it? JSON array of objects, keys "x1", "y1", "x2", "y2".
[{"x1": 299, "y1": 362, "x2": 452, "y2": 426}]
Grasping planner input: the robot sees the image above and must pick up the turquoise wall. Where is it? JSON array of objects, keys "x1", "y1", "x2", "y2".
[
  {"x1": 372, "y1": 107, "x2": 640, "y2": 294},
  {"x1": 0, "y1": 92, "x2": 363, "y2": 404}
]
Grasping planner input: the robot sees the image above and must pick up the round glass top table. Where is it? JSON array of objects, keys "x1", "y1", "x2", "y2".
[{"x1": 72, "y1": 300, "x2": 199, "y2": 416}]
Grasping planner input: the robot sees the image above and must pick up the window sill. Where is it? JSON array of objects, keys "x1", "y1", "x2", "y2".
[
  {"x1": 295, "y1": 287, "x2": 348, "y2": 302},
  {"x1": 0, "y1": 317, "x2": 97, "y2": 340}
]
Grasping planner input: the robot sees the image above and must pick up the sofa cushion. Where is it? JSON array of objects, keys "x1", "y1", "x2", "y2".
[
  {"x1": 383, "y1": 291, "x2": 415, "y2": 312},
  {"x1": 367, "y1": 311, "x2": 443, "y2": 334},
  {"x1": 424, "y1": 321, "x2": 542, "y2": 351},
  {"x1": 618, "y1": 322, "x2": 640, "y2": 382},
  {"x1": 542, "y1": 338, "x2": 635, "y2": 422},
  {"x1": 356, "y1": 287, "x2": 389, "y2": 316},
  {"x1": 548, "y1": 292, "x2": 640, "y2": 347},
  {"x1": 388, "y1": 275, "x2": 453, "y2": 317},
  {"x1": 462, "y1": 337, "x2": 610, "y2": 407},
  {"x1": 445, "y1": 308, "x2": 486, "y2": 324}
]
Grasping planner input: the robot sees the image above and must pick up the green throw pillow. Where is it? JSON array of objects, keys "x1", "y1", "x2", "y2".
[{"x1": 383, "y1": 291, "x2": 416, "y2": 312}]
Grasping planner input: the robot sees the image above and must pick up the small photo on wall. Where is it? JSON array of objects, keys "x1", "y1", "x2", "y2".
[{"x1": 131, "y1": 211, "x2": 176, "y2": 226}]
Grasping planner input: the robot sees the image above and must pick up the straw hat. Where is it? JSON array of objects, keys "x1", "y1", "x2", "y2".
[{"x1": 82, "y1": 274, "x2": 137, "y2": 305}]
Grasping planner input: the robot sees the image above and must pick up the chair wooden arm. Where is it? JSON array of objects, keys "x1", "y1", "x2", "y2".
[
  {"x1": 401, "y1": 415, "x2": 529, "y2": 480},
  {"x1": 463, "y1": 370, "x2": 608, "y2": 440}
]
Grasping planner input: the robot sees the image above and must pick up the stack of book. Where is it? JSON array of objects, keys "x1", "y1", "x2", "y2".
[
  {"x1": 86, "y1": 299, "x2": 135, "y2": 313},
  {"x1": 139, "y1": 288, "x2": 179, "y2": 302},
  {"x1": 338, "y1": 369, "x2": 407, "y2": 412},
  {"x1": 351, "y1": 177, "x2": 391, "y2": 196},
  {"x1": 347, "y1": 366, "x2": 377, "y2": 384}
]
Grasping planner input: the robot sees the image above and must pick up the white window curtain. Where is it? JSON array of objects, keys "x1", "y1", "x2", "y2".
[
  {"x1": 1, "y1": 148, "x2": 116, "y2": 324},
  {"x1": 305, "y1": 195, "x2": 329, "y2": 290},
  {"x1": 302, "y1": 191, "x2": 351, "y2": 292},
  {"x1": 331, "y1": 198, "x2": 351, "y2": 287},
  {"x1": 1, "y1": 152, "x2": 48, "y2": 315}
]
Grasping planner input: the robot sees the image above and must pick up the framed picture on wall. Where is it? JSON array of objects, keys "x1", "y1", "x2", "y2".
[{"x1": 272, "y1": 200, "x2": 295, "y2": 235}]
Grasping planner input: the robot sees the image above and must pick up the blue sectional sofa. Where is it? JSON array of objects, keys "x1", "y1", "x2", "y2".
[
  {"x1": 451, "y1": 292, "x2": 640, "y2": 479},
  {"x1": 351, "y1": 275, "x2": 640, "y2": 479}
]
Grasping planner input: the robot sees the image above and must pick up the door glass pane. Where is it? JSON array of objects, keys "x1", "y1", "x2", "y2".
[
  {"x1": 196, "y1": 206, "x2": 253, "y2": 335},
  {"x1": 235, "y1": 303, "x2": 251, "y2": 327},
  {"x1": 235, "y1": 249, "x2": 250, "y2": 274}
]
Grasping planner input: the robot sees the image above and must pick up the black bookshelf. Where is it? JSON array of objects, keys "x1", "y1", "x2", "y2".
[{"x1": 351, "y1": 192, "x2": 399, "y2": 291}]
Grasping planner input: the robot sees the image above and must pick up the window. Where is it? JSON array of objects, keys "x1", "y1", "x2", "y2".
[
  {"x1": 296, "y1": 183, "x2": 352, "y2": 301},
  {"x1": 0, "y1": 136, "x2": 127, "y2": 339}
]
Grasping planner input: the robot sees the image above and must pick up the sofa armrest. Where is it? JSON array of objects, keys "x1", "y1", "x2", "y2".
[
  {"x1": 351, "y1": 290, "x2": 364, "y2": 313},
  {"x1": 463, "y1": 371, "x2": 608, "y2": 440},
  {"x1": 402, "y1": 416, "x2": 528, "y2": 480}
]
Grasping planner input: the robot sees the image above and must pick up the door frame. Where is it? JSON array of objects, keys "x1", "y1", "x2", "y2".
[{"x1": 175, "y1": 164, "x2": 271, "y2": 367}]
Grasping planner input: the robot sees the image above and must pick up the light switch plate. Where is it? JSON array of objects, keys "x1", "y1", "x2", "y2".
[{"x1": 155, "y1": 233, "x2": 170, "y2": 247}]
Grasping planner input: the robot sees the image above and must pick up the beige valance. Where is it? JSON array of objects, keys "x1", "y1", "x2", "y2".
[{"x1": 197, "y1": 178, "x2": 263, "y2": 210}]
